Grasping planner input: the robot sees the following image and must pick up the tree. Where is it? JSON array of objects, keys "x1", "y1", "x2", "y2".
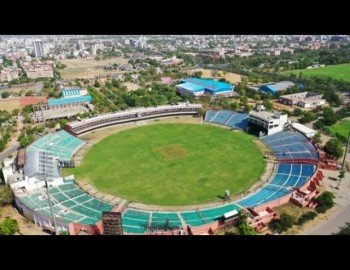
[
  {"x1": 12, "y1": 109, "x2": 20, "y2": 116},
  {"x1": 230, "y1": 102, "x2": 239, "y2": 111},
  {"x1": 269, "y1": 212, "x2": 295, "y2": 233},
  {"x1": 0, "y1": 185, "x2": 14, "y2": 206},
  {"x1": 263, "y1": 100, "x2": 273, "y2": 111},
  {"x1": 20, "y1": 136, "x2": 30, "y2": 148},
  {"x1": 337, "y1": 222, "x2": 350, "y2": 235},
  {"x1": 193, "y1": 71, "x2": 202, "y2": 77},
  {"x1": 316, "y1": 191, "x2": 335, "y2": 213},
  {"x1": 293, "y1": 108, "x2": 303, "y2": 117},
  {"x1": 0, "y1": 218, "x2": 19, "y2": 235},
  {"x1": 1, "y1": 91, "x2": 10, "y2": 98},
  {"x1": 235, "y1": 211, "x2": 257, "y2": 235},
  {"x1": 58, "y1": 119, "x2": 68, "y2": 129},
  {"x1": 324, "y1": 139, "x2": 344, "y2": 160},
  {"x1": 25, "y1": 90, "x2": 34, "y2": 96},
  {"x1": 300, "y1": 112, "x2": 317, "y2": 124},
  {"x1": 313, "y1": 132, "x2": 322, "y2": 144},
  {"x1": 94, "y1": 80, "x2": 101, "y2": 88},
  {"x1": 197, "y1": 108, "x2": 205, "y2": 118}
]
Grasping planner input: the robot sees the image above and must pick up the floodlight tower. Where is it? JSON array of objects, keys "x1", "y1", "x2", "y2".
[{"x1": 45, "y1": 180, "x2": 59, "y2": 235}]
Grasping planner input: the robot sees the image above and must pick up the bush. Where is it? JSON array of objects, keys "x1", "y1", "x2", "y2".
[
  {"x1": 324, "y1": 139, "x2": 344, "y2": 160},
  {"x1": 1, "y1": 91, "x2": 10, "y2": 98},
  {"x1": 293, "y1": 108, "x2": 303, "y2": 117},
  {"x1": 337, "y1": 222, "x2": 350, "y2": 235},
  {"x1": 296, "y1": 211, "x2": 317, "y2": 225},
  {"x1": 25, "y1": 90, "x2": 34, "y2": 96},
  {"x1": 0, "y1": 185, "x2": 14, "y2": 206},
  {"x1": 300, "y1": 112, "x2": 317, "y2": 124},
  {"x1": 0, "y1": 218, "x2": 19, "y2": 235},
  {"x1": 235, "y1": 210, "x2": 257, "y2": 235},
  {"x1": 269, "y1": 212, "x2": 295, "y2": 233},
  {"x1": 316, "y1": 191, "x2": 335, "y2": 213}
]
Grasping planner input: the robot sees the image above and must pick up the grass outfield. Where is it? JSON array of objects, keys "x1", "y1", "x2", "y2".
[
  {"x1": 283, "y1": 63, "x2": 350, "y2": 82},
  {"x1": 63, "y1": 124, "x2": 265, "y2": 206},
  {"x1": 327, "y1": 120, "x2": 350, "y2": 138}
]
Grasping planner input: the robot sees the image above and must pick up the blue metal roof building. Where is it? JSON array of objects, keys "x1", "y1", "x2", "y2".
[
  {"x1": 176, "y1": 77, "x2": 234, "y2": 96},
  {"x1": 259, "y1": 81, "x2": 295, "y2": 95},
  {"x1": 47, "y1": 95, "x2": 93, "y2": 108}
]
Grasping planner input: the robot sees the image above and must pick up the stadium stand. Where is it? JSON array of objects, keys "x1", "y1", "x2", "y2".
[
  {"x1": 237, "y1": 163, "x2": 316, "y2": 208},
  {"x1": 261, "y1": 131, "x2": 318, "y2": 160},
  {"x1": 66, "y1": 103, "x2": 203, "y2": 135},
  {"x1": 122, "y1": 203, "x2": 241, "y2": 233},
  {"x1": 205, "y1": 110, "x2": 249, "y2": 129},
  {"x1": 26, "y1": 130, "x2": 85, "y2": 161},
  {"x1": 122, "y1": 209, "x2": 151, "y2": 234},
  {"x1": 16, "y1": 181, "x2": 114, "y2": 226}
]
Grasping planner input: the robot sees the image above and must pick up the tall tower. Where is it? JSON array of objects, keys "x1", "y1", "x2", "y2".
[{"x1": 33, "y1": 39, "x2": 45, "y2": 58}]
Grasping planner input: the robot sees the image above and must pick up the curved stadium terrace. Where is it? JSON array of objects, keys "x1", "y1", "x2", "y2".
[{"x1": 6, "y1": 104, "x2": 326, "y2": 235}]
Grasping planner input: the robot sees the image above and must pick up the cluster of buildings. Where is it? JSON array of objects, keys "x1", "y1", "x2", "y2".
[
  {"x1": 278, "y1": 92, "x2": 326, "y2": 109},
  {"x1": 21, "y1": 60, "x2": 55, "y2": 79},
  {"x1": 159, "y1": 56, "x2": 183, "y2": 66},
  {"x1": 33, "y1": 87, "x2": 93, "y2": 122},
  {"x1": 0, "y1": 67, "x2": 20, "y2": 82}
]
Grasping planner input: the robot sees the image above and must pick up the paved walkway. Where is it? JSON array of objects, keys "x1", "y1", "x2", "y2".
[
  {"x1": 298, "y1": 167, "x2": 350, "y2": 235},
  {"x1": 0, "y1": 144, "x2": 19, "y2": 162}
]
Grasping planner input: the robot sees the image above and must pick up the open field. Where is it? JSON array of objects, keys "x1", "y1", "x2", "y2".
[
  {"x1": 60, "y1": 57, "x2": 129, "y2": 80},
  {"x1": 327, "y1": 120, "x2": 350, "y2": 138},
  {"x1": 64, "y1": 123, "x2": 265, "y2": 206},
  {"x1": 283, "y1": 63, "x2": 350, "y2": 82},
  {"x1": 0, "y1": 96, "x2": 46, "y2": 112},
  {"x1": 187, "y1": 68, "x2": 242, "y2": 84}
]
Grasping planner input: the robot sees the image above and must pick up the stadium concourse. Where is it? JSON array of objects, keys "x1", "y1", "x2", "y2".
[{"x1": 3, "y1": 105, "x2": 326, "y2": 235}]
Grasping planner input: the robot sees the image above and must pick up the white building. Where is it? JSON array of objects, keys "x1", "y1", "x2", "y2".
[
  {"x1": 33, "y1": 39, "x2": 45, "y2": 58},
  {"x1": 2, "y1": 157, "x2": 15, "y2": 184},
  {"x1": 249, "y1": 110, "x2": 288, "y2": 135},
  {"x1": 291, "y1": 123, "x2": 317, "y2": 138}
]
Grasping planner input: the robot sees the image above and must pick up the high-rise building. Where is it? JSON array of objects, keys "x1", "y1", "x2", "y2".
[{"x1": 33, "y1": 39, "x2": 45, "y2": 58}]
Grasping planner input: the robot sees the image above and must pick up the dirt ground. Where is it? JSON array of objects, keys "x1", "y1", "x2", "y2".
[
  {"x1": 0, "y1": 205, "x2": 47, "y2": 235},
  {"x1": 187, "y1": 68, "x2": 242, "y2": 84},
  {"x1": 60, "y1": 57, "x2": 129, "y2": 80},
  {"x1": 124, "y1": 82, "x2": 140, "y2": 91},
  {"x1": 0, "y1": 96, "x2": 46, "y2": 112}
]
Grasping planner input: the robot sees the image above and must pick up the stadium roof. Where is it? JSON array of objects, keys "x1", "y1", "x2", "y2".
[
  {"x1": 47, "y1": 95, "x2": 92, "y2": 107},
  {"x1": 177, "y1": 82, "x2": 205, "y2": 92},
  {"x1": 182, "y1": 77, "x2": 233, "y2": 92},
  {"x1": 61, "y1": 88, "x2": 81, "y2": 98},
  {"x1": 291, "y1": 123, "x2": 317, "y2": 138}
]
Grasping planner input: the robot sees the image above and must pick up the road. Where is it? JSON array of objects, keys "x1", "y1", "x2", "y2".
[
  {"x1": 298, "y1": 167, "x2": 350, "y2": 235},
  {"x1": 308, "y1": 204, "x2": 350, "y2": 235},
  {"x1": 0, "y1": 144, "x2": 19, "y2": 162}
]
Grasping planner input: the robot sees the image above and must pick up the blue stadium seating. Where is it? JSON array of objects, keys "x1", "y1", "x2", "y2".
[
  {"x1": 262, "y1": 131, "x2": 318, "y2": 160},
  {"x1": 204, "y1": 110, "x2": 249, "y2": 130}
]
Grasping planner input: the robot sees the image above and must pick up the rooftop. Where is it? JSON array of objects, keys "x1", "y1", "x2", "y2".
[
  {"x1": 250, "y1": 110, "x2": 286, "y2": 121},
  {"x1": 182, "y1": 77, "x2": 233, "y2": 91}
]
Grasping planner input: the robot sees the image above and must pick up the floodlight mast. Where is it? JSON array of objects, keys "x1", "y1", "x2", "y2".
[{"x1": 45, "y1": 180, "x2": 59, "y2": 235}]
